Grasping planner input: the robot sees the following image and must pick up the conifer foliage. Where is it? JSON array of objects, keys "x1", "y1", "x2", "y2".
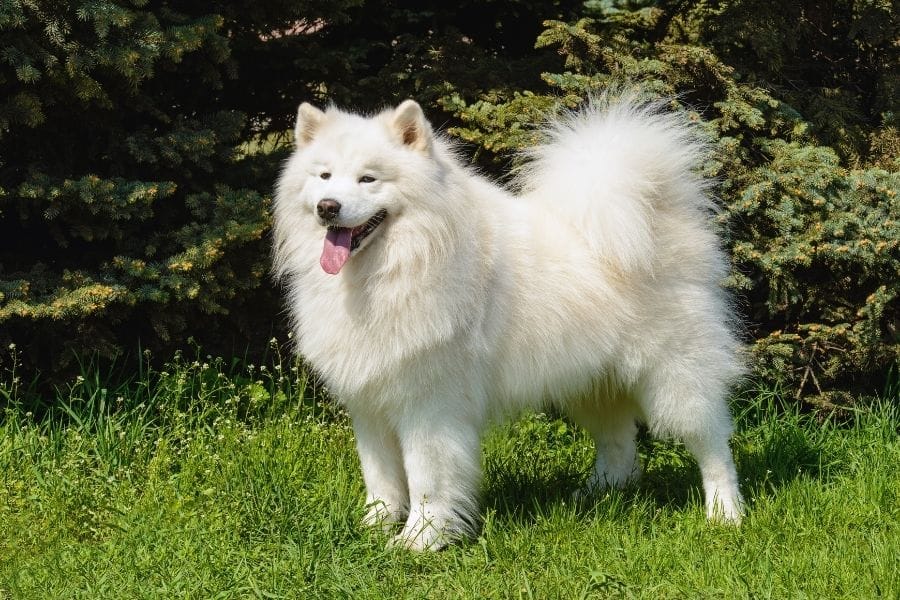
[{"x1": 0, "y1": 1, "x2": 278, "y2": 367}]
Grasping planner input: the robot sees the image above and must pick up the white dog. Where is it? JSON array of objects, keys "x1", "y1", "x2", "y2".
[{"x1": 273, "y1": 93, "x2": 745, "y2": 550}]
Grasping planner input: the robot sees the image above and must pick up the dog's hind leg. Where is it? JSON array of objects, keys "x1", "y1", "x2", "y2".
[
  {"x1": 681, "y1": 430, "x2": 744, "y2": 523},
  {"x1": 568, "y1": 398, "x2": 641, "y2": 491},
  {"x1": 636, "y1": 370, "x2": 744, "y2": 523}
]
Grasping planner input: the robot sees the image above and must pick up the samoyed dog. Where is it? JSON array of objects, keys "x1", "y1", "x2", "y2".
[{"x1": 273, "y1": 93, "x2": 744, "y2": 550}]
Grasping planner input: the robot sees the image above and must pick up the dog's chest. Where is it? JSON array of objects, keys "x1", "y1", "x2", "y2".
[{"x1": 294, "y1": 276, "x2": 467, "y2": 396}]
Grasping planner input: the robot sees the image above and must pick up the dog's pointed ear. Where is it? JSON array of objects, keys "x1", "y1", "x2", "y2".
[
  {"x1": 294, "y1": 102, "x2": 325, "y2": 147},
  {"x1": 391, "y1": 100, "x2": 432, "y2": 152}
]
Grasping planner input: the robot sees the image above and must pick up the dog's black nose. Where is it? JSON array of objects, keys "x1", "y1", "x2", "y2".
[{"x1": 317, "y1": 198, "x2": 341, "y2": 220}]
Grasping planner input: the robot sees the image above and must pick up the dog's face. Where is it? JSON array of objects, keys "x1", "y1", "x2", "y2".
[{"x1": 276, "y1": 101, "x2": 435, "y2": 275}]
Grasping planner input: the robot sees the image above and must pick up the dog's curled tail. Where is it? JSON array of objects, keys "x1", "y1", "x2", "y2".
[{"x1": 516, "y1": 92, "x2": 715, "y2": 273}]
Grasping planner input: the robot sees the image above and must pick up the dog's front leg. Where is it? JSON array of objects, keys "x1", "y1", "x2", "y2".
[
  {"x1": 390, "y1": 404, "x2": 483, "y2": 551},
  {"x1": 350, "y1": 410, "x2": 409, "y2": 531}
]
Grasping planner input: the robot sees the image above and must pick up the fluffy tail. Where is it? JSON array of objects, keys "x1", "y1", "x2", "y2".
[{"x1": 516, "y1": 93, "x2": 715, "y2": 273}]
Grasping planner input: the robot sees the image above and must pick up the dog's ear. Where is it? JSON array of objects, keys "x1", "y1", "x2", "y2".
[
  {"x1": 294, "y1": 102, "x2": 325, "y2": 146},
  {"x1": 391, "y1": 100, "x2": 432, "y2": 152}
]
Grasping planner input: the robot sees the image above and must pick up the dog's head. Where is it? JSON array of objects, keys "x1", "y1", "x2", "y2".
[{"x1": 275, "y1": 100, "x2": 438, "y2": 276}]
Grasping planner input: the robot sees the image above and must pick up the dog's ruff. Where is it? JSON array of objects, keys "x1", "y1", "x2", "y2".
[{"x1": 273, "y1": 94, "x2": 745, "y2": 551}]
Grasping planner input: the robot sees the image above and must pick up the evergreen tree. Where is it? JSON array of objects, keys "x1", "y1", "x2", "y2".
[{"x1": 0, "y1": 1, "x2": 281, "y2": 369}]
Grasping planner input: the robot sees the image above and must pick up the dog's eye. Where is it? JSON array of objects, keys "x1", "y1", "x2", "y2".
[
  {"x1": 358, "y1": 175, "x2": 376, "y2": 184},
  {"x1": 319, "y1": 172, "x2": 331, "y2": 180}
]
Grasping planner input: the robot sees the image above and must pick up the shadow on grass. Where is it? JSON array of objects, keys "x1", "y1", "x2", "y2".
[
  {"x1": 735, "y1": 419, "x2": 840, "y2": 498},
  {"x1": 481, "y1": 419, "x2": 837, "y2": 525},
  {"x1": 481, "y1": 455, "x2": 586, "y2": 523}
]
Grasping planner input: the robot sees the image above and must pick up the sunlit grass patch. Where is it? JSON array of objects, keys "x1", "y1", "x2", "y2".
[{"x1": 1, "y1": 347, "x2": 897, "y2": 598}]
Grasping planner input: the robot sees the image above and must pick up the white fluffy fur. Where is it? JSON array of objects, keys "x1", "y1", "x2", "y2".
[{"x1": 273, "y1": 94, "x2": 745, "y2": 550}]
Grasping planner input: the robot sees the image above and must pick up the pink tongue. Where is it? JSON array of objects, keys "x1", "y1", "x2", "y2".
[{"x1": 321, "y1": 228, "x2": 352, "y2": 274}]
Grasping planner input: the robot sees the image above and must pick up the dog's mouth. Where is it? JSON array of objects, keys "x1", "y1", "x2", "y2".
[{"x1": 320, "y1": 209, "x2": 388, "y2": 275}]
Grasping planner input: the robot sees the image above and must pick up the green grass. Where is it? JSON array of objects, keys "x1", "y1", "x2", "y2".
[{"x1": 1, "y1": 346, "x2": 898, "y2": 599}]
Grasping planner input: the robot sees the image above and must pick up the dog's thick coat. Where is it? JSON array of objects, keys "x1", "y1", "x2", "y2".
[{"x1": 273, "y1": 95, "x2": 744, "y2": 550}]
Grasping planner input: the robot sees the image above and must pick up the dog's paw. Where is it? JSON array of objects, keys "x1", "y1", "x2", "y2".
[
  {"x1": 387, "y1": 526, "x2": 449, "y2": 552},
  {"x1": 573, "y1": 463, "x2": 642, "y2": 501},
  {"x1": 587, "y1": 461, "x2": 642, "y2": 491},
  {"x1": 706, "y1": 492, "x2": 745, "y2": 525},
  {"x1": 386, "y1": 515, "x2": 458, "y2": 552},
  {"x1": 362, "y1": 501, "x2": 406, "y2": 534}
]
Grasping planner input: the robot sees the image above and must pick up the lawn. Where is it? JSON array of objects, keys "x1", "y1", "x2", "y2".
[{"x1": 1, "y1": 347, "x2": 897, "y2": 599}]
